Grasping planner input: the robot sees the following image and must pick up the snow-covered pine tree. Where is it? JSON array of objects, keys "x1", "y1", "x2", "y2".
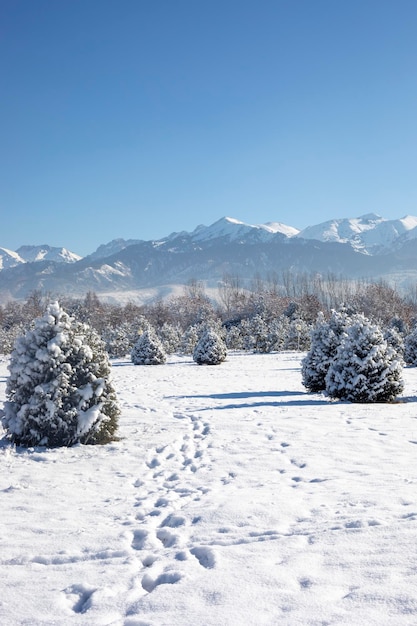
[
  {"x1": 193, "y1": 327, "x2": 227, "y2": 365},
  {"x1": 383, "y1": 326, "x2": 405, "y2": 362},
  {"x1": 1, "y1": 302, "x2": 120, "y2": 447},
  {"x1": 267, "y1": 316, "x2": 290, "y2": 352},
  {"x1": 131, "y1": 327, "x2": 167, "y2": 365},
  {"x1": 247, "y1": 314, "x2": 269, "y2": 353},
  {"x1": 325, "y1": 314, "x2": 404, "y2": 403},
  {"x1": 301, "y1": 308, "x2": 351, "y2": 392},
  {"x1": 157, "y1": 322, "x2": 182, "y2": 354},
  {"x1": 225, "y1": 323, "x2": 244, "y2": 350},
  {"x1": 284, "y1": 317, "x2": 311, "y2": 351},
  {"x1": 404, "y1": 326, "x2": 417, "y2": 366},
  {"x1": 102, "y1": 321, "x2": 137, "y2": 358},
  {"x1": 180, "y1": 324, "x2": 202, "y2": 355}
]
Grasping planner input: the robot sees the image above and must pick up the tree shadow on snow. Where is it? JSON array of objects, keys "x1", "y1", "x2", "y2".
[{"x1": 181, "y1": 390, "x2": 331, "y2": 409}]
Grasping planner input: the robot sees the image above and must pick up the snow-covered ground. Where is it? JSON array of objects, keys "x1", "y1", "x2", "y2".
[{"x1": 1, "y1": 351, "x2": 417, "y2": 625}]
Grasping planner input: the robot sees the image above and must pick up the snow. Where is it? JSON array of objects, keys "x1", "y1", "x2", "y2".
[
  {"x1": 1, "y1": 351, "x2": 417, "y2": 625},
  {"x1": 0, "y1": 247, "x2": 25, "y2": 270},
  {"x1": 190, "y1": 217, "x2": 298, "y2": 243},
  {"x1": 297, "y1": 214, "x2": 417, "y2": 254},
  {"x1": 16, "y1": 245, "x2": 82, "y2": 264}
]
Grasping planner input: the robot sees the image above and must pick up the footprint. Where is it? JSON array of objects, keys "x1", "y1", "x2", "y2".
[
  {"x1": 141, "y1": 554, "x2": 158, "y2": 567},
  {"x1": 141, "y1": 572, "x2": 182, "y2": 593},
  {"x1": 190, "y1": 546, "x2": 216, "y2": 569},
  {"x1": 63, "y1": 584, "x2": 96, "y2": 614},
  {"x1": 132, "y1": 529, "x2": 148, "y2": 550},
  {"x1": 290, "y1": 458, "x2": 306, "y2": 469},
  {"x1": 160, "y1": 514, "x2": 186, "y2": 528},
  {"x1": 156, "y1": 528, "x2": 177, "y2": 547},
  {"x1": 345, "y1": 520, "x2": 363, "y2": 529},
  {"x1": 146, "y1": 457, "x2": 161, "y2": 469},
  {"x1": 154, "y1": 497, "x2": 170, "y2": 508}
]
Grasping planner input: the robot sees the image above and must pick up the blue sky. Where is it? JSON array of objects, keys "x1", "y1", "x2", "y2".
[{"x1": 1, "y1": 0, "x2": 417, "y2": 256}]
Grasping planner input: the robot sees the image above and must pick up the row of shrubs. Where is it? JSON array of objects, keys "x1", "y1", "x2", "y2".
[{"x1": 1, "y1": 302, "x2": 416, "y2": 450}]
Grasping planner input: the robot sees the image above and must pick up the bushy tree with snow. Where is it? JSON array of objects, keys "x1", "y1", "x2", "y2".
[
  {"x1": 248, "y1": 314, "x2": 270, "y2": 353},
  {"x1": 131, "y1": 327, "x2": 167, "y2": 365},
  {"x1": 301, "y1": 308, "x2": 351, "y2": 392},
  {"x1": 325, "y1": 314, "x2": 404, "y2": 403},
  {"x1": 284, "y1": 318, "x2": 311, "y2": 351},
  {"x1": 193, "y1": 327, "x2": 227, "y2": 365},
  {"x1": 267, "y1": 316, "x2": 290, "y2": 352},
  {"x1": 180, "y1": 324, "x2": 202, "y2": 355},
  {"x1": 1, "y1": 302, "x2": 120, "y2": 447},
  {"x1": 102, "y1": 321, "x2": 137, "y2": 358},
  {"x1": 404, "y1": 327, "x2": 417, "y2": 366},
  {"x1": 383, "y1": 326, "x2": 405, "y2": 362},
  {"x1": 225, "y1": 323, "x2": 244, "y2": 350},
  {"x1": 157, "y1": 322, "x2": 182, "y2": 354},
  {"x1": 0, "y1": 323, "x2": 28, "y2": 355}
]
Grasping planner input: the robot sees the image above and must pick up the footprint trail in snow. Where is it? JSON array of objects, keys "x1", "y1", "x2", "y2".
[{"x1": 125, "y1": 410, "x2": 216, "y2": 607}]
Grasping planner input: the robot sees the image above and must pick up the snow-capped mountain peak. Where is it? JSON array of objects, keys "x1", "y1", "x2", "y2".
[
  {"x1": 16, "y1": 245, "x2": 82, "y2": 264},
  {"x1": 297, "y1": 214, "x2": 417, "y2": 253},
  {"x1": 0, "y1": 247, "x2": 25, "y2": 270},
  {"x1": 190, "y1": 216, "x2": 296, "y2": 243}
]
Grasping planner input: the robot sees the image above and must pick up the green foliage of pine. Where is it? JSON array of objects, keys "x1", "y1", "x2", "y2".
[
  {"x1": 1, "y1": 302, "x2": 120, "y2": 447},
  {"x1": 193, "y1": 328, "x2": 227, "y2": 365},
  {"x1": 325, "y1": 315, "x2": 404, "y2": 403},
  {"x1": 131, "y1": 328, "x2": 167, "y2": 365}
]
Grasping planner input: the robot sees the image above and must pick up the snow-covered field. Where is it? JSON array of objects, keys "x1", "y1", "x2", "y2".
[{"x1": 1, "y1": 351, "x2": 417, "y2": 625}]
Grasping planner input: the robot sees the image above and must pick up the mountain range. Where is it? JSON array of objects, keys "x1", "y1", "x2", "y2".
[{"x1": 1, "y1": 213, "x2": 417, "y2": 303}]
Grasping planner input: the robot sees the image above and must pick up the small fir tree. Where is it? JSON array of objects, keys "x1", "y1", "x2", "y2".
[
  {"x1": 225, "y1": 324, "x2": 243, "y2": 350},
  {"x1": 131, "y1": 327, "x2": 167, "y2": 365},
  {"x1": 193, "y1": 327, "x2": 227, "y2": 365},
  {"x1": 267, "y1": 316, "x2": 290, "y2": 353},
  {"x1": 301, "y1": 309, "x2": 351, "y2": 392},
  {"x1": 249, "y1": 314, "x2": 270, "y2": 353},
  {"x1": 102, "y1": 321, "x2": 137, "y2": 358},
  {"x1": 383, "y1": 326, "x2": 405, "y2": 362},
  {"x1": 325, "y1": 314, "x2": 404, "y2": 403},
  {"x1": 180, "y1": 324, "x2": 201, "y2": 355},
  {"x1": 284, "y1": 318, "x2": 311, "y2": 351},
  {"x1": 404, "y1": 327, "x2": 417, "y2": 366},
  {"x1": 1, "y1": 302, "x2": 120, "y2": 447},
  {"x1": 157, "y1": 323, "x2": 182, "y2": 354}
]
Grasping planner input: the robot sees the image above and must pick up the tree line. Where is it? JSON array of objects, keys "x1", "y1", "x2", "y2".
[{"x1": 0, "y1": 272, "x2": 416, "y2": 357}]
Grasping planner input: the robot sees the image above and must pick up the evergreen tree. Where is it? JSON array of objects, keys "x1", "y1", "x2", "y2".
[
  {"x1": 131, "y1": 327, "x2": 167, "y2": 365},
  {"x1": 383, "y1": 326, "x2": 405, "y2": 362},
  {"x1": 267, "y1": 316, "x2": 290, "y2": 352},
  {"x1": 325, "y1": 314, "x2": 404, "y2": 403},
  {"x1": 157, "y1": 323, "x2": 182, "y2": 354},
  {"x1": 102, "y1": 321, "x2": 137, "y2": 358},
  {"x1": 193, "y1": 327, "x2": 227, "y2": 365},
  {"x1": 225, "y1": 323, "x2": 244, "y2": 350},
  {"x1": 404, "y1": 327, "x2": 417, "y2": 366},
  {"x1": 249, "y1": 314, "x2": 270, "y2": 353},
  {"x1": 180, "y1": 324, "x2": 202, "y2": 355},
  {"x1": 1, "y1": 302, "x2": 120, "y2": 447},
  {"x1": 284, "y1": 318, "x2": 311, "y2": 351},
  {"x1": 301, "y1": 309, "x2": 350, "y2": 392}
]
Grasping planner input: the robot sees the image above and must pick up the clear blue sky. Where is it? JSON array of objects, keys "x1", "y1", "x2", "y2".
[{"x1": 1, "y1": 0, "x2": 417, "y2": 256}]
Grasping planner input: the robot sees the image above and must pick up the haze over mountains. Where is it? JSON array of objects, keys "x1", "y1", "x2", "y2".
[{"x1": 1, "y1": 214, "x2": 417, "y2": 303}]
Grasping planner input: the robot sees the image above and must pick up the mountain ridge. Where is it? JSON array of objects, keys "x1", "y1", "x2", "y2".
[{"x1": 1, "y1": 214, "x2": 416, "y2": 303}]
